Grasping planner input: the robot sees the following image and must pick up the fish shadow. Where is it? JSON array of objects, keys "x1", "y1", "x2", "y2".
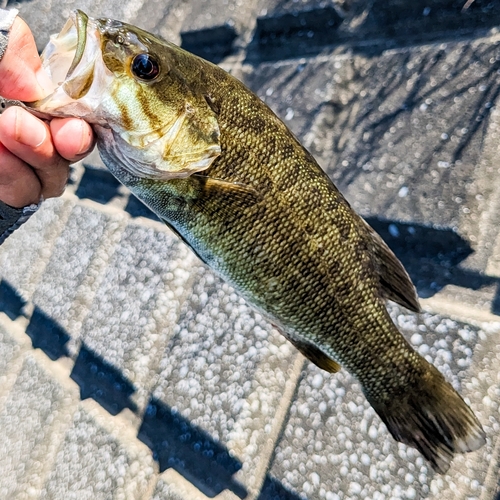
[
  {"x1": 69, "y1": 164, "x2": 500, "y2": 315},
  {"x1": 75, "y1": 164, "x2": 160, "y2": 221},
  {"x1": 124, "y1": 193, "x2": 160, "y2": 221},
  {"x1": 365, "y1": 217, "x2": 500, "y2": 308},
  {"x1": 75, "y1": 164, "x2": 121, "y2": 204}
]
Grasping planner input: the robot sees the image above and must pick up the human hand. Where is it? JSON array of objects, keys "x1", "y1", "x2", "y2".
[{"x1": 0, "y1": 16, "x2": 94, "y2": 208}]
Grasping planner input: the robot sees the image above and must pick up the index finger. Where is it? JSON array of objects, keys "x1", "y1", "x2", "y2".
[
  {"x1": 0, "y1": 17, "x2": 53, "y2": 101},
  {"x1": 0, "y1": 106, "x2": 69, "y2": 199}
]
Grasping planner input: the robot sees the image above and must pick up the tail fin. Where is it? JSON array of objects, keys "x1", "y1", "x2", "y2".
[{"x1": 365, "y1": 363, "x2": 486, "y2": 473}]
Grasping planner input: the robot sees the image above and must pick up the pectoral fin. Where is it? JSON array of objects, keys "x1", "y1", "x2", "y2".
[
  {"x1": 192, "y1": 174, "x2": 262, "y2": 207},
  {"x1": 289, "y1": 337, "x2": 341, "y2": 373}
]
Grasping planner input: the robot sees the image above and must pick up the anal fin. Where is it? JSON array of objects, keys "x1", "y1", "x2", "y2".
[{"x1": 289, "y1": 337, "x2": 341, "y2": 373}]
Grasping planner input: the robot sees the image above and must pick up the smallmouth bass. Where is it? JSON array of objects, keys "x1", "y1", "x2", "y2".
[{"x1": 20, "y1": 11, "x2": 485, "y2": 472}]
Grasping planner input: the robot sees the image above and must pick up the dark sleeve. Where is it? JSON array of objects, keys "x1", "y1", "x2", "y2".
[
  {"x1": 0, "y1": 8, "x2": 18, "y2": 60},
  {"x1": 0, "y1": 201, "x2": 40, "y2": 244},
  {"x1": 0, "y1": 8, "x2": 40, "y2": 244}
]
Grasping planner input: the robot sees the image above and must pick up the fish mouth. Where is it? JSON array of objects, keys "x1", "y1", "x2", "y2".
[
  {"x1": 40, "y1": 10, "x2": 91, "y2": 94},
  {"x1": 31, "y1": 10, "x2": 105, "y2": 116}
]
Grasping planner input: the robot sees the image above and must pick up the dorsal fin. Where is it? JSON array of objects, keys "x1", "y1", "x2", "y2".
[{"x1": 364, "y1": 221, "x2": 420, "y2": 313}]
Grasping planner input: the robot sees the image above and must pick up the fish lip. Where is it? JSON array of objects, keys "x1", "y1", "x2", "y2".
[{"x1": 65, "y1": 10, "x2": 89, "y2": 80}]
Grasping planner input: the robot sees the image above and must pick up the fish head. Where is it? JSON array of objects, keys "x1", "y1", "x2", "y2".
[{"x1": 32, "y1": 10, "x2": 221, "y2": 179}]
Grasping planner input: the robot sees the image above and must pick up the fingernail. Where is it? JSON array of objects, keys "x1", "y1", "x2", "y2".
[
  {"x1": 35, "y1": 67, "x2": 55, "y2": 98},
  {"x1": 15, "y1": 108, "x2": 47, "y2": 148},
  {"x1": 76, "y1": 120, "x2": 93, "y2": 156}
]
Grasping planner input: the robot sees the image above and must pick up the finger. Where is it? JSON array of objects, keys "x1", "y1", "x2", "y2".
[
  {"x1": 0, "y1": 142, "x2": 41, "y2": 207},
  {"x1": 50, "y1": 118, "x2": 95, "y2": 162},
  {"x1": 0, "y1": 107, "x2": 69, "y2": 199},
  {"x1": 0, "y1": 17, "x2": 54, "y2": 101}
]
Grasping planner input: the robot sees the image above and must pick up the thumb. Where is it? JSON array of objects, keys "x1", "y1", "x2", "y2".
[{"x1": 0, "y1": 17, "x2": 53, "y2": 101}]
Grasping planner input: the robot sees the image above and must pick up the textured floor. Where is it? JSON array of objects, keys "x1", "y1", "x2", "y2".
[{"x1": 1, "y1": 0, "x2": 500, "y2": 499}]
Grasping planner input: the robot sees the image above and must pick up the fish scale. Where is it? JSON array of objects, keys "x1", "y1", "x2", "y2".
[{"x1": 22, "y1": 10, "x2": 486, "y2": 473}]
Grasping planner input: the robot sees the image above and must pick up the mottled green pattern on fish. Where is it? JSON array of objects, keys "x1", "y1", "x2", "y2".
[
  {"x1": 126, "y1": 66, "x2": 417, "y2": 389},
  {"x1": 110, "y1": 54, "x2": 410, "y2": 383},
  {"x1": 31, "y1": 11, "x2": 485, "y2": 473}
]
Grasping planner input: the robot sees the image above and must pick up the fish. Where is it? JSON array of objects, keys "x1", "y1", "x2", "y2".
[{"x1": 19, "y1": 10, "x2": 485, "y2": 472}]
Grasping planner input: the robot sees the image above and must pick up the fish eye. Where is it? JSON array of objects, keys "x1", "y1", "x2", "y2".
[{"x1": 131, "y1": 53, "x2": 160, "y2": 81}]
